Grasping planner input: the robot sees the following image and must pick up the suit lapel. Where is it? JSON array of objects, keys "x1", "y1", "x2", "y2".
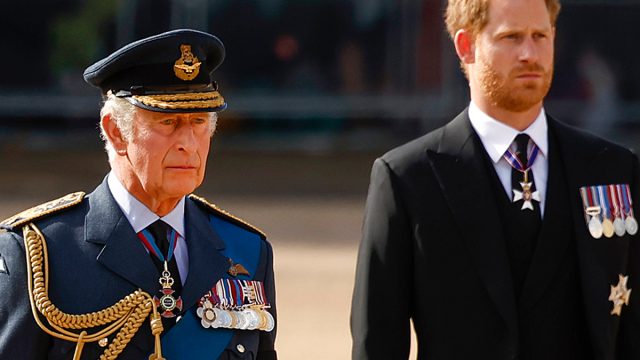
[
  {"x1": 551, "y1": 119, "x2": 628, "y2": 358},
  {"x1": 179, "y1": 198, "x2": 229, "y2": 311},
  {"x1": 84, "y1": 180, "x2": 159, "y2": 293},
  {"x1": 427, "y1": 110, "x2": 518, "y2": 334}
]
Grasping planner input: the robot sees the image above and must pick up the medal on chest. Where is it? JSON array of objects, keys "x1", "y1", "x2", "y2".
[
  {"x1": 609, "y1": 274, "x2": 632, "y2": 316},
  {"x1": 579, "y1": 184, "x2": 639, "y2": 239},
  {"x1": 512, "y1": 170, "x2": 541, "y2": 211},
  {"x1": 154, "y1": 261, "x2": 183, "y2": 317},
  {"x1": 138, "y1": 226, "x2": 183, "y2": 318},
  {"x1": 196, "y1": 278, "x2": 275, "y2": 332},
  {"x1": 504, "y1": 140, "x2": 540, "y2": 211}
]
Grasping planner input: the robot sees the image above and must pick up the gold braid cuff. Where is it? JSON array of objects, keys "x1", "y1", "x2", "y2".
[{"x1": 23, "y1": 223, "x2": 165, "y2": 360}]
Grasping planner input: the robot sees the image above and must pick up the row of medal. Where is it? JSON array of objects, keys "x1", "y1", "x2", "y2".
[
  {"x1": 196, "y1": 278, "x2": 274, "y2": 332},
  {"x1": 579, "y1": 184, "x2": 638, "y2": 239}
]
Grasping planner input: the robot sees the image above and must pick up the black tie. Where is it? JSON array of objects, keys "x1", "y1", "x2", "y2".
[
  {"x1": 146, "y1": 220, "x2": 182, "y2": 296},
  {"x1": 510, "y1": 134, "x2": 541, "y2": 295}
]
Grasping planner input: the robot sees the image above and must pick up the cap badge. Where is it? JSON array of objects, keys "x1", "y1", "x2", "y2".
[{"x1": 174, "y1": 44, "x2": 201, "y2": 81}]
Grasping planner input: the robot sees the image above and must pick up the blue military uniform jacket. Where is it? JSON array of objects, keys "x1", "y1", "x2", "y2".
[{"x1": 0, "y1": 179, "x2": 277, "y2": 359}]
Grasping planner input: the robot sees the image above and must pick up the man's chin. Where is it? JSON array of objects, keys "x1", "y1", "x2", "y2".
[
  {"x1": 495, "y1": 88, "x2": 547, "y2": 112},
  {"x1": 163, "y1": 179, "x2": 200, "y2": 198}
]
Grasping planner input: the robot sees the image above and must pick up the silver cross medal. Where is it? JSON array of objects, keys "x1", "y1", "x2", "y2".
[{"x1": 513, "y1": 169, "x2": 540, "y2": 210}]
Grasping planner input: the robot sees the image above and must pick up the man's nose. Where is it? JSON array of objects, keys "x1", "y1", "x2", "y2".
[
  {"x1": 175, "y1": 123, "x2": 198, "y2": 152},
  {"x1": 518, "y1": 37, "x2": 540, "y2": 63}
]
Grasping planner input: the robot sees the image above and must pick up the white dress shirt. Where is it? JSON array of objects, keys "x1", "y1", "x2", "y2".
[
  {"x1": 107, "y1": 172, "x2": 189, "y2": 284},
  {"x1": 468, "y1": 101, "x2": 549, "y2": 216}
]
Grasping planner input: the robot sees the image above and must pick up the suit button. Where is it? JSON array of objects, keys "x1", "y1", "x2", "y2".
[{"x1": 236, "y1": 344, "x2": 245, "y2": 353}]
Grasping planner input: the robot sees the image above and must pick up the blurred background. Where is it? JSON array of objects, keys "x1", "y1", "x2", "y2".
[{"x1": 1, "y1": 0, "x2": 640, "y2": 358}]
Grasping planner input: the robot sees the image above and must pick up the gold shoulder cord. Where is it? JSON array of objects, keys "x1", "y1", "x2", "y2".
[{"x1": 22, "y1": 223, "x2": 166, "y2": 360}]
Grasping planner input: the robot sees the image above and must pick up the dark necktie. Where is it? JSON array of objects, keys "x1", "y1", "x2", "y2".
[
  {"x1": 511, "y1": 134, "x2": 542, "y2": 218},
  {"x1": 146, "y1": 220, "x2": 182, "y2": 296},
  {"x1": 509, "y1": 134, "x2": 541, "y2": 295}
]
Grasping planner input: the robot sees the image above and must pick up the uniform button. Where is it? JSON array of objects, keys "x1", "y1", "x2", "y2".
[{"x1": 236, "y1": 344, "x2": 245, "y2": 353}]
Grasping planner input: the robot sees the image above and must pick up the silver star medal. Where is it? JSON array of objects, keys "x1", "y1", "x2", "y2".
[{"x1": 512, "y1": 171, "x2": 540, "y2": 210}]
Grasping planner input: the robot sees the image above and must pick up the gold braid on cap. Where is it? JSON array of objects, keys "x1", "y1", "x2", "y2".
[
  {"x1": 133, "y1": 90, "x2": 225, "y2": 110},
  {"x1": 22, "y1": 223, "x2": 166, "y2": 360}
]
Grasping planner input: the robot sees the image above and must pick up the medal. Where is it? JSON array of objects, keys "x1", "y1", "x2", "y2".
[
  {"x1": 218, "y1": 309, "x2": 233, "y2": 328},
  {"x1": 626, "y1": 217, "x2": 638, "y2": 236},
  {"x1": 154, "y1": 261, "x2": 183, "y2": 317},
  {"x1": 261, "y1": 309, "x2": 275, "y2": 332},
  {"x1": 602, "y1": 219, "x2": 615, "y2": 238},
  {"x1": 621, "y1": 184, "x2": 638, "y2": 236},
  {"x1": 581, "y1": 186, "x2": 603, "y2": 239},
  {"x1": 228, "y1": 310, "x2": 239, "y2": 329},
  {"x1": 613, "y1": 218, "x2": 626, "y2": 237},
  {"x1": 138, "y1": 225, "x2": 183, "y2": 318},
  {"x1": 211, "y1": 308, "x2": 226, "y2": 328},
  {"x1": 597, "y1": 186, "x2": 615, "y2": 238},
  {"x1": 198, "y1": 299, "x2": 217, "y2": 328},
  {"x1": 256, "y1": 309, "x2": 268, "y2": 330},
  {"x1": 196, "y1": 279, "x2": 274, "y2": 332},
  {"x1": 587, "y1": 212, "x2": 603, "y2": 239},
  {"x1": 243, "y1": 308, "x2": 261, "y2": 330},
  {"x1": 504, "y1": 139, "x2": 541, "y2": 211},
  {"x1": 512, "y1": 174, "x2": 541, "y2": 211},
  {"x1": 237, "y1": 311, "x2": 251, "y2": 330},
  {"x1": 610, "y1": 184, "x2": 627, "y2": 237},
  {"x1": 609, "y1": 274, "x2": 632, "y2": 316}
]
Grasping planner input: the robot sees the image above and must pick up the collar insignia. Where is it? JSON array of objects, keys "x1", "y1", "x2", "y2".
[{"x1": 174, "y1": 44, "x2": 201, "y2": 81}]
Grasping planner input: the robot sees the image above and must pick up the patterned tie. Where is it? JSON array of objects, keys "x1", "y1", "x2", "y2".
[
  {"x1": 511, "y1": 134, "x2": 542, "y2": 218},
  {"x1": 146, "y1": 220, "x2": 182, "y2": 296},
  {"x1": 509, "y1": 134, "x2": 541, "y2": 295}
]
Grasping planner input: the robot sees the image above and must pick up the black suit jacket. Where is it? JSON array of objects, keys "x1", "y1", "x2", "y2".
[
  {"x1": 351, "y1": 110, "x2": 640, "y2": 359},
  {"x1": 0, "y1": 179, "x2": 277, "y2": 359}
]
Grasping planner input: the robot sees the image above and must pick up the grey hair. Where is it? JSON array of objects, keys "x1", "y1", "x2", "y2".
[{"x1": 99, "y1": 91, "x2": 218, "y2": 160}]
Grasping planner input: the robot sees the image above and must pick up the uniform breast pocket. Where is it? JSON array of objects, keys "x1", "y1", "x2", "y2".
[{"x1": 219, "y1": 331, "x2": 259, "y2": 359}]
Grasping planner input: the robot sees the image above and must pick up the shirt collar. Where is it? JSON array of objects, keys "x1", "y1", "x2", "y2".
[
  {"x1": 468, "y1": 101, "x2": 548, "y2": 163},
  {"x1": 107, "y1": 172, "x2": 185, "y2": 237}
]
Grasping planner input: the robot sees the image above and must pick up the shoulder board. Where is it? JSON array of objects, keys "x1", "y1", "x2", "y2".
[
  {"x1": 1, "y1": 192, "x2": 86, "y2": 229},
  {"x1": 188, "y1": 194, "x2": 266, "y2": 239}
]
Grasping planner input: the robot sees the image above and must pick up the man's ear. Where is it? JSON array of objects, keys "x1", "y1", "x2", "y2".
[
  {"x1": 454, "y1": 29, "x2": 476, "y2": 65},
  {"x1": 101, "y1": 114, "x2": 128, "y2": 155}
]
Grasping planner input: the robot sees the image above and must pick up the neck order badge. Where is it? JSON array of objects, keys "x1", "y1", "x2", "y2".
[
  {"x1": 138, "y1": 225, "x2": 183, "y2": 318},
  {"x1": 504, "y1": 135, "x2": 541, "y2": 211}
]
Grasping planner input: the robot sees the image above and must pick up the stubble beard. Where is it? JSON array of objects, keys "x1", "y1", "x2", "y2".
[{"x1": 478, "y1": 61, "x2": 554, "y2": 113}]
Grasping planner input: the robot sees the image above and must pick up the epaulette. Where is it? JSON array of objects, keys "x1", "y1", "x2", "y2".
[
  {"x1": 1, "y1": 192, "x2": 86, "y2": 230},
  {"x1": 189, "y1": 194, "x2": 266, "y2": 239}
]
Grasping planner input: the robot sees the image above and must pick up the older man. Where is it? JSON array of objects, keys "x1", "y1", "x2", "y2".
[
  {"x1": 351, "y1": 0, "x2": 640, "y2": 359},
  {"x1": 0, "y1": 29, "x2": 277, "y2": 359}
]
